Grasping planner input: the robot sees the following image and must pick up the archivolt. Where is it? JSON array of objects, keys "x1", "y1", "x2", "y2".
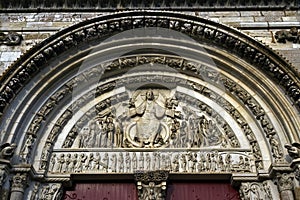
[{"x1": 0, "y1": 11, "x2": 299, "y2": 180}]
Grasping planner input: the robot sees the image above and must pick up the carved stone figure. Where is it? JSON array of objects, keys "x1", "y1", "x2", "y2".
[
  {"x1": 68, "y1": 154, "x2": 77, "y2": 172},
  {"x1": 132, "y1": 152, "x2": 137, "y2": 171},
  {"x1": 172, "y1": 154, "x2": 180, "y2": 172},
  {"x1": 139, "y1": 152, "x2": 144, "y2": 170},
  {"x1": 102, "y1": 153, "x2": 109, "y2": 172},
  {"x1": 165, "y1": 153, "x2": 172, "y2": 171},
  {"x1": 125, "y1": 152, "x2": 131, "y2": 173},
  {"x1": 145, "y1": 153, "x2": 151, "y2": 170},
  {"x1": 92, "y1": 153, "x2": 101, "y2": 171},
  {"x1": 217, "y1": 154, "x2": 224, "y2": 172},
  {"x1": 55, "y1": 154, "x2": 65, "y2": 173},
  {"x1": 118, "y1": 153, "x2": 124, "y2": 173},
  {"x1": 49, "y1": 154, "x2": 56, "y2": 172},
  {"x1": 152, "y1": 152, "x2": 157, "y2": 170},
  {"x1": 20, "y1": 135, "x2": 34, "y2": 162},
  {"x1": 30, "y1": 183, "x2": 40, "y2": 200},
  {"x1": 180, "y1": 154, "x2": 187, "y2": 172},
  {"x1": 269, "y1": 135, "x2": 283, "y2": 161},
  {"x1": 129, "y1": 90, "x2": 166, "y2": 147},
  {"x1": 225, "y1": 153, "x2": 232, "y2": 172},
  {"x1": 110, "y1": 153, "x2": 117, "y2": 172},
  {"x1": 135, "y1": 171, "x2": 168, "y2": 200},
  {"x1": 74, "y1": 153, "x2": 87, "y2": 173},
  {"x1": 61, "y1": 153, "x2": 71, "y2": 173}
]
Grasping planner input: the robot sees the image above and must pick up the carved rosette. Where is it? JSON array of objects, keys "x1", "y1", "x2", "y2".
[{"x1": 135, "y1": 170, "x2": 169, "y2": 200}]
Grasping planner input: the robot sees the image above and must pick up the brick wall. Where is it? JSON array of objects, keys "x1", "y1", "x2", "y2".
[{"x1": 0, "y1": 10, "x2": 299, "y2": 74}]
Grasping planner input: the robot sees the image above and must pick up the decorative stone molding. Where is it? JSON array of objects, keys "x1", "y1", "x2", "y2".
[
  {"x1": 0, "y1": 11, "x2": 299, "y2": 122},
  {"x1": 47, "y1": 151, "x2": 255, "y2": 174},
  {"x1": 1, "y1": 0, "x2": 297, "y2": 9},
  {"x1": 0, "y1": 11, "x2": 298, "y2": 199},
  {"x1": 135, "y1": 170, "x2": 168, "y2": 200}
]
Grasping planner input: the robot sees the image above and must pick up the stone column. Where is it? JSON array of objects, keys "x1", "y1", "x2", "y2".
[
  {"x1": 276, "y1": 173, "x2": 295, "y2": 200},
  {"x1": 9, "y1": 173, "x2": 28, "y2": 200}
]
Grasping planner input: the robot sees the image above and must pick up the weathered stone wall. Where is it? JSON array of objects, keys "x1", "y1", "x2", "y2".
[{"x1": 0, "y1": 10, "x2": 299, "y2": 74}]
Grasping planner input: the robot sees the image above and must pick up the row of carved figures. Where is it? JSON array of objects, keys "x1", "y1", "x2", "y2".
[{"x1": 48, "y1": 151, "x2": 253, "y2": 174}]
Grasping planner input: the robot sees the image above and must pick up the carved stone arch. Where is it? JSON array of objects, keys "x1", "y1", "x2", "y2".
[{"x1": 0, "y1": 11, "x2": 299, "y2": 200}]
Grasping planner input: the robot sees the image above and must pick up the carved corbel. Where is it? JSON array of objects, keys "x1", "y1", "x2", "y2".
[{"x1": 134, "y1": 170, "x2": 168, "y2": 200}]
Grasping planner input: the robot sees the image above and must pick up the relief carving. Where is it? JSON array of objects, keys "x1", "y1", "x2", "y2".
[
  {"x1": 239, "y1": 181, "x2": 273, "y2": 200},
  {"x1": 69, "y1": 88, "x2": 239, "y2": 150},
  {"x1": 1, "y1": 15, "x2": 299, "y2": 126},
  {"x1": 38, "y1": 184, "x2": 62, "y2": 200},
  {"x1": 48, "y1": 151, "x2": 255, "y2": 174},
  {"x1": 135, "y1": 170, "x2": 168, "y2": 200}
]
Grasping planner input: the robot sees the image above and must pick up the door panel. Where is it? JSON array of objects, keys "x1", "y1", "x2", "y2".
[
  {"x1": 166, "y1": 182, "x2": 240, "y2": 200},
  {"x1": 64, "y1": 183, "x2": 138, "y2": 200}
]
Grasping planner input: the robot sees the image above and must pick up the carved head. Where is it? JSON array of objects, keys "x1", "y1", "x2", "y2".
[{"x1": 146, "y1": 90, "x2": 154, "y2": 100}]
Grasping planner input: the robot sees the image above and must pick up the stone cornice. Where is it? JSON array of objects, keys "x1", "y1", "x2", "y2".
[{"x1": 0, "y1": 0, "x2": 299, "y2": 11}]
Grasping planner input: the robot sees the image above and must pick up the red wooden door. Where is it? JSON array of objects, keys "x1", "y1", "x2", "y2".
[
  {"x1": 166, "y1": 182, "x2": 240, "y2": 200},
  {"x1": 64, "y1": 183, "x2": 138, "y2": 200}
]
